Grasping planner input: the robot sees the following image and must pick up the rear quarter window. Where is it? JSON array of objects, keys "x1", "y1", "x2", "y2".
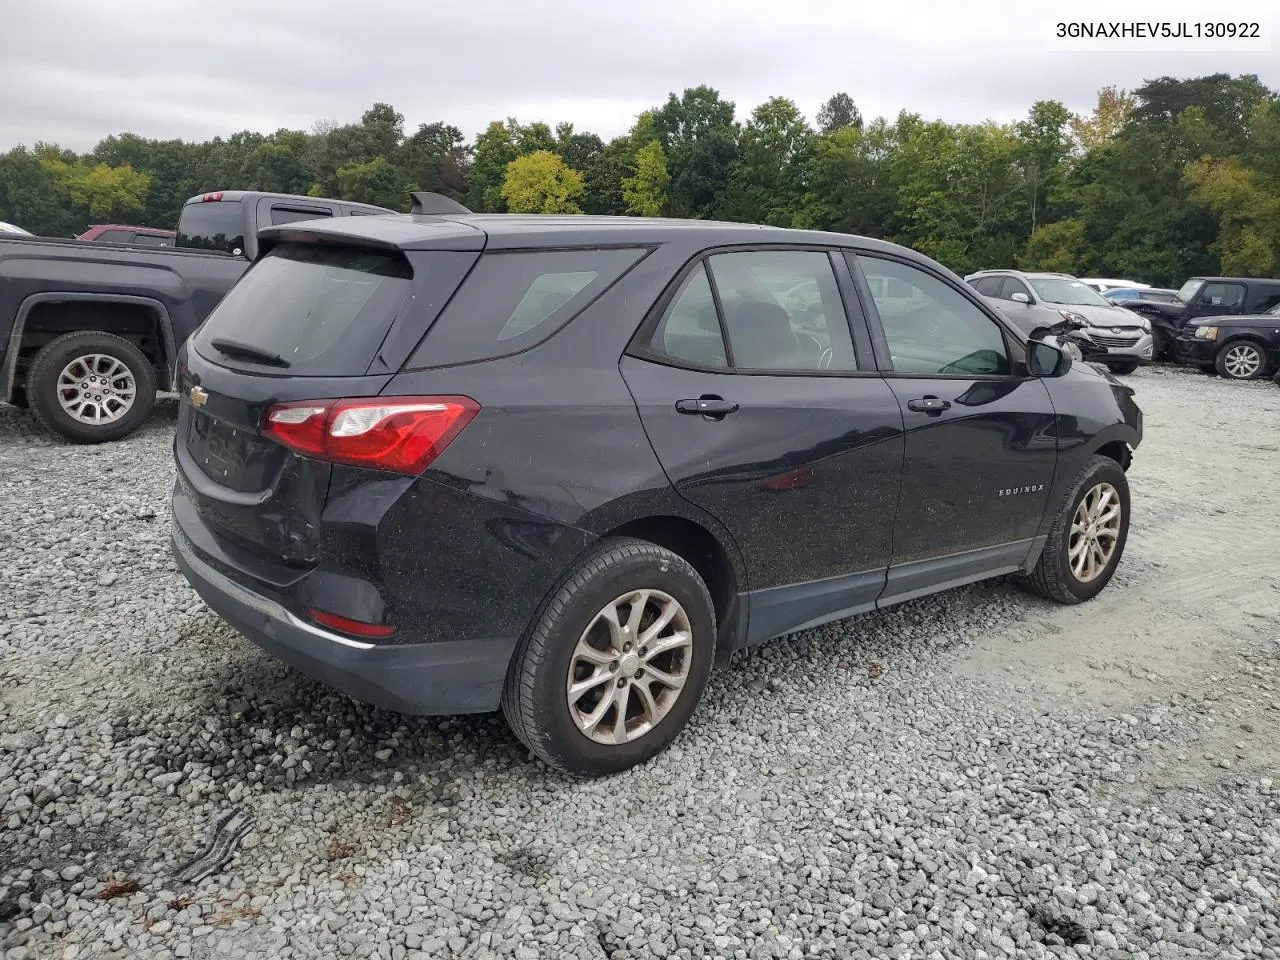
[
  {"x1": 175, "y1": 199, "x2": 245, "y2": 254},
  {"x1": 192, "y1": 242, "x2": 412, "y2": 376},
  {"x1": 406, "y1": 248, "x2": 647, "y2": 368}
]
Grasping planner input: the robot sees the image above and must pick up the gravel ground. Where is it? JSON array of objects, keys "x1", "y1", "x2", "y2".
[{"x1": 1, "y1": 364, "x2": 1278, "y2": 960}]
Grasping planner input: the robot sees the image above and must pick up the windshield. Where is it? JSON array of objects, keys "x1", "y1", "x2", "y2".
[
  {"x1": 1027, "y1": 278, "x2": 1112, "y2": 307},
  {"x1": 1177, "y1": 278, "x2": 1203, "y2": 303},
  {"x1": 192, "y1": 242, "x2": 412, "y2": 376},
  {"x1": 175, "y1": 199, "x2": 245, "y2": 255}
]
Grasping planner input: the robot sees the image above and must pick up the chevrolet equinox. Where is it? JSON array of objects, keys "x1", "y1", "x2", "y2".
[{"x1": 171, "y1": 209, "x2": 1142, "y2": 776}]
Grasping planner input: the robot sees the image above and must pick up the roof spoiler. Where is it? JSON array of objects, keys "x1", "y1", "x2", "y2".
[{"x1": 409, "y1": 192, "x2": 472, "y2": 216}]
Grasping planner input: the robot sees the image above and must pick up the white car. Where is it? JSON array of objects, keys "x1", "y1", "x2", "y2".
[
  {"x1": 0, "y1": 221, "x2": 32, "y2": 236},
  {"x1": 1079, "y1": 277, "x2": 1149, "y2": 294}
]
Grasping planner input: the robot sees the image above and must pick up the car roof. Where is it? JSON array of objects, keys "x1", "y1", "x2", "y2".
[
  {"x1": 180, "y1": 190, "x2": 392, "y2": 213},
  {"x1": 258, "y1": 211, "x2": 931, "y2": 259},
  {"x1": 86, "y1": 224, "x2": 175, "y2": 234},
  {"x1": 1188, "y1": 276, "x2": 1280, "y2": 285}
]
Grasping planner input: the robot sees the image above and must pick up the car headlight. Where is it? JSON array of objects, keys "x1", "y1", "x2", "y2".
[
  {"x1": 1194, "y1": 326, "x2": 1218, "y2": 340},
  {"x1": 1057, "y1": 310, "x2": 1088, "y2": 326},
  {"x1": 1137, "y1": 317, "x2": 1150, "y2": 333}
]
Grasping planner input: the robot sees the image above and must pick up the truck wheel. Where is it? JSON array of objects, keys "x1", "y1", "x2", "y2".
[
  {"x1": 1106, "y1": 360, "x2": 1139, "y2": 375},
  {"x1": 27, "y1": 331, "x2": 156, "y2": 443},
  {"x1": 502, "y1": 538, "x2": 716, "y2": 777},
  {"x1": 1214, "y1": 340, "x2": 1269, "y2": 380},
  {"x1": 1018, "y1": 455, "x2": 1130, "y2": 605}
]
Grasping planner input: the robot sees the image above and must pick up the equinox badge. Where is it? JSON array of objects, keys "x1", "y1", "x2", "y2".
[{"x1": 189, "y1": 385, "x2": 209, "y2": 408}]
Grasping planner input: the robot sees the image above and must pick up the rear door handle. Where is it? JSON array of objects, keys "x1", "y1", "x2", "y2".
[
  {"x1": 676, "y1": 396, "x2": 739, "y2": 417},
  {"x1": 906, "y1": 396, "x2": 950, "y2": 414}
]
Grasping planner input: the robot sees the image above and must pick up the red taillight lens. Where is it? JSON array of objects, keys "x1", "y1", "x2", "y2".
[
  {"x1": 262, "y1": 396, "x2": 479, "y2": 475},
  {"x1": 306, "y1": 608, "x2": 396, "y2": 639},
  {"x1": 201, "y1": 191, "x2": 224, "y2": 202}
]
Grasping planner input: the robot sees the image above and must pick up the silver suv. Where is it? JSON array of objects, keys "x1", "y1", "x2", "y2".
[{"x1": 965, "y1": 270, "x2": 1154, "y2": 374}]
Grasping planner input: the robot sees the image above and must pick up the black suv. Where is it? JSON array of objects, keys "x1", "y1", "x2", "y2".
[{"x1": 171, "y1": 211, "x2": 1142, "y2": 776}]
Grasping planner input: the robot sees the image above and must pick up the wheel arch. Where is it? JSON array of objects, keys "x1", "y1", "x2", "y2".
[
  {"x1": 3, "y1": 292, "x2": 177, "y2": 403},
  {"x1": 597, "y1": 513, "x2": 747, "y2": 661}
]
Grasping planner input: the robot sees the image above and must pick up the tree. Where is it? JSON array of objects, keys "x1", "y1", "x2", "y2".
[
  {"x1": 41, "y1": 153, "x2": 150, "y2": 221},
  {"x1": 797, "y1": 118, "x2": 903, "y2": 237},
  {"x1": 335, "y1": 156, "x2": 411, "y2": 211},
  {"x1": 401, "y1": 122, "x2": 470, "y2": 200},
  {"x1": 1070, "y1": 86, "x2": 1135, "y2": 152},
  {"x1": 652, "y1": 86, "x2": 740, "y2": 218},
  {"x1": 1016, "y1": 100, "x2": 1072, "y2": 233},
  {"x1": 0, "y1": 147, "x2": 74, "y2": 235},
  {"x1": 500, "y1": 151, "x2": 585, "y2": 214},
  {"x1": 467, "y1": 120, "x2": 520, "y2": 211},
  {"x1": 816, "y1": 93, "x2": 862, "y2": 133},
  {"x1": 621, "y1": 141, "x2": 669, "y2": 216},
  {"x1": 1184, "y1": 155, "x2": 1280, "y2": 275},
  {"x1": 722, "y1": 97, "x2": 811, "y2": 225}
]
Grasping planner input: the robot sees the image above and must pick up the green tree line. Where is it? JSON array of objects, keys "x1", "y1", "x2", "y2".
[{"x1": 1, "y1": 73, "x2": 1277, "y2": 284}]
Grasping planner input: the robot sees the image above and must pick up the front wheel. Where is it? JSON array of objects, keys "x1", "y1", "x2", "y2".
[
  {"x1": 1019, "y1": 455, "x2": 1130, "y2": 604},
  {"x1": 1215, "y1": 340, "x2": 1270, "y2": 380},
  {"x1": 1106, "y1": 360, "x2": 1140, "y2": 375},
  {"x1": 27, "y1": 331, "x2": 156, "y2": 443},
  {"x1": 502, "y1": 538, "x2": 716, "y2": 777}
]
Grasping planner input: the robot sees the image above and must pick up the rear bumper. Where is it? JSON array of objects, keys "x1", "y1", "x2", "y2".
[{"x1": 172, "y1": 520, "x2": 516, "y2": 715}]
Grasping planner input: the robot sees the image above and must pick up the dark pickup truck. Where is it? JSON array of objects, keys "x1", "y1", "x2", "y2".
[
  {"x1": 0, "y1": 190, "x2": 394, "y2": 442},
  {"x1": 1118, "y1": 275, "x2": 1280, "y2": 361}
]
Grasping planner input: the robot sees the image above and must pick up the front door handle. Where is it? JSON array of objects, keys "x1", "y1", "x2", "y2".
[
  {"x1": 907, "y1": 396, "x2": 951, "y2": 415},
  {"x1": 676, "y1": 396, "x2": 739, "y2": 417}
]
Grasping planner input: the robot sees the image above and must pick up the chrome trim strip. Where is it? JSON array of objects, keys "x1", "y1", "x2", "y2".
[{"x1": 172, "y1": 526, "x2": 375, "y2": 651}]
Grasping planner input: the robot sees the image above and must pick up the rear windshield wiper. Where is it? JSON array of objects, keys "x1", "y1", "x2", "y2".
[{"x1": 209, "y1": 337, "x2": 290, "y2": 367}]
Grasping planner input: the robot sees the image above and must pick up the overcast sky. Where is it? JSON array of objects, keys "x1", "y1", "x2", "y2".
[{"x1": 1, "y1": 0, "x2": 1275, "y2": 152}]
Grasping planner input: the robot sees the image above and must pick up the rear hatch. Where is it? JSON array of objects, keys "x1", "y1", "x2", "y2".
[{"x1": 176, "y1": 226, "x2": 481, "y2": 572}]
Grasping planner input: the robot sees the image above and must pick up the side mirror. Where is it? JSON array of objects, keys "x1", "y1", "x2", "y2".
[
  {"x1": 1028, "y1": 339, "x2": 1072, "y2": 377},
  {"x1": 1010, "y1": 292, "x2": 1031, "y2": 304}
]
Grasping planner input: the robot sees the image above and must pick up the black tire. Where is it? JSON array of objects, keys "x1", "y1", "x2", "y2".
[
  {"x1": 1106, "y1": 360, "x2": 1139, "y2": 375},
  {"x1": 27, "y1": 331, "x2": 156, "y2": 443},
  {"x1": 1019, "y1": 455, "x2": 1130, "y2": 605},
  {"x1": 1214, "y1": 339, "x2": 1270, "y2": 381},
  {"x1": 502, "y1": 537, "x2": 716, "y2": 777}
]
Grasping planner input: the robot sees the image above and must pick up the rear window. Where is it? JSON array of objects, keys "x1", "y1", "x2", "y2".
[
  {"x1": 406, "y1": 248, "x2": 647, "y2": 368},
  {"x1": 175, "y1": 199, "x2": 245, "y2": 255},
  {"x1": 192, "y1": 242, "x2": 412, "y2": 376}
]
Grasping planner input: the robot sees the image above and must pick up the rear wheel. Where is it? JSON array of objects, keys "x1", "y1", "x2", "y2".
[
  {"x1": 27, "y1": 331, "x2": 156, "y2": 443},
  {"x1": 1215, "y1": 340, "x2": 1269, "y2": 380},
  {"x1": 1019, "y1": 455, "x2": 1130, "y2": 604},
  {"x1": 1106, "y1": 360, "x2": 1140, "y2": 375},
  {"x1": 502, "y1": 538, "x2": 716, "y2": 777}
]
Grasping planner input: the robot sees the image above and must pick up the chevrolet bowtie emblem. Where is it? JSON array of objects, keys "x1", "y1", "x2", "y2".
[{"x1": 189, "y1": 385, "x2": 209, "y2": 408}]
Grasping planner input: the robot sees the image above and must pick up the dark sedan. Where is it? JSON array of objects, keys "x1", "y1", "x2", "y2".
[{"x1": 1175, "y1": 303, "x2": 1280, "y2": 380}]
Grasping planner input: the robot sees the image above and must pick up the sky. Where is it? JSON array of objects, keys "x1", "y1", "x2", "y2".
[{"x1": 1, "y1": 0, "x2": 1276, "y2": 152}]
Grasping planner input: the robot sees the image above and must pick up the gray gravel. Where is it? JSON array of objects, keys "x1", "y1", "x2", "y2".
[{"x1": 2, "y1": 366, "x2": 1279, "y2": 960}]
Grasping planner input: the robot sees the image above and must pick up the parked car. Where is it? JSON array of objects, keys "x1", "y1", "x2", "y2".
[
  {"x1": 78, "y1": 224, "x2": 177, "y2": 247},
  {"x1": 1080, "y1": 278, "x2": 1149, "y2": 294},
  {"x1": 170, "y1": 210, "x2": 1143, "y2": 777},
  {"x1": 1174, "y1": 301, "x2": 1280, "y2": 380},
  {"x1": 1103, "y1": 287, "x2": 1181, "y2": 305},
  {"x1": 0, "y1": 221, "x2": 32, "y2": 236},
  {"x1": 964, "y1": 270, "x2": 1152, "y2": 374},
  {"x1": 0, "y1": 190, "x2": 397, "y2": 440},
  {"x1": 1121, "y1": 276, "x2": 1280, "y2": 362}
]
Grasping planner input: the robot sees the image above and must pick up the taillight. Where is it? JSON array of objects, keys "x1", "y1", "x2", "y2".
[
  {"x1": 262, "y1": 396, "x2": 479, "y2": 475},
  {"x1": 306, "y1": 608, "x2": 396, "y2": 639},
  {"x1": 201, "y1": 191, "x2": 224, "y2": 202}
]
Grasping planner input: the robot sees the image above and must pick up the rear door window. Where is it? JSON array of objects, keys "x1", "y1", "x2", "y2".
[
  {"x1": 407, "y1": 248, "x2": 647, "y2": 368},
  {"x1": 175, "y1": 200, "x2": 245, "y2": 254},
  {"x1": 191, "y1": 242, "x2": 412, "y2": 376},
  {"x1": 133, "y1": 233, "x2": 172, "y2": 247},
  {"x1": 269, "y1": 205, "x2": 334, "y2": 226},
  {"x1": 647, "y1": 264, "x2": 728, "y2": 369},
  {"x1": 971, "y1": 276, "x2": 1003, "y2": 297}
]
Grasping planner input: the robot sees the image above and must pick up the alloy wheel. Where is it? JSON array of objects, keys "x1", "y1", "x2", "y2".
[
  {"x1": 56, "y1": 354, "x2": 136, "y2": 424},
  {"x1": 1069, "y1": 482, "x2": 1122, "y2": 583},
  {"x1": 1222, "y1": 344, "x2": 1262, "y2": 379},
  {"x1": 566, "y1": 589, "x2": 693, "y2": 745}
]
